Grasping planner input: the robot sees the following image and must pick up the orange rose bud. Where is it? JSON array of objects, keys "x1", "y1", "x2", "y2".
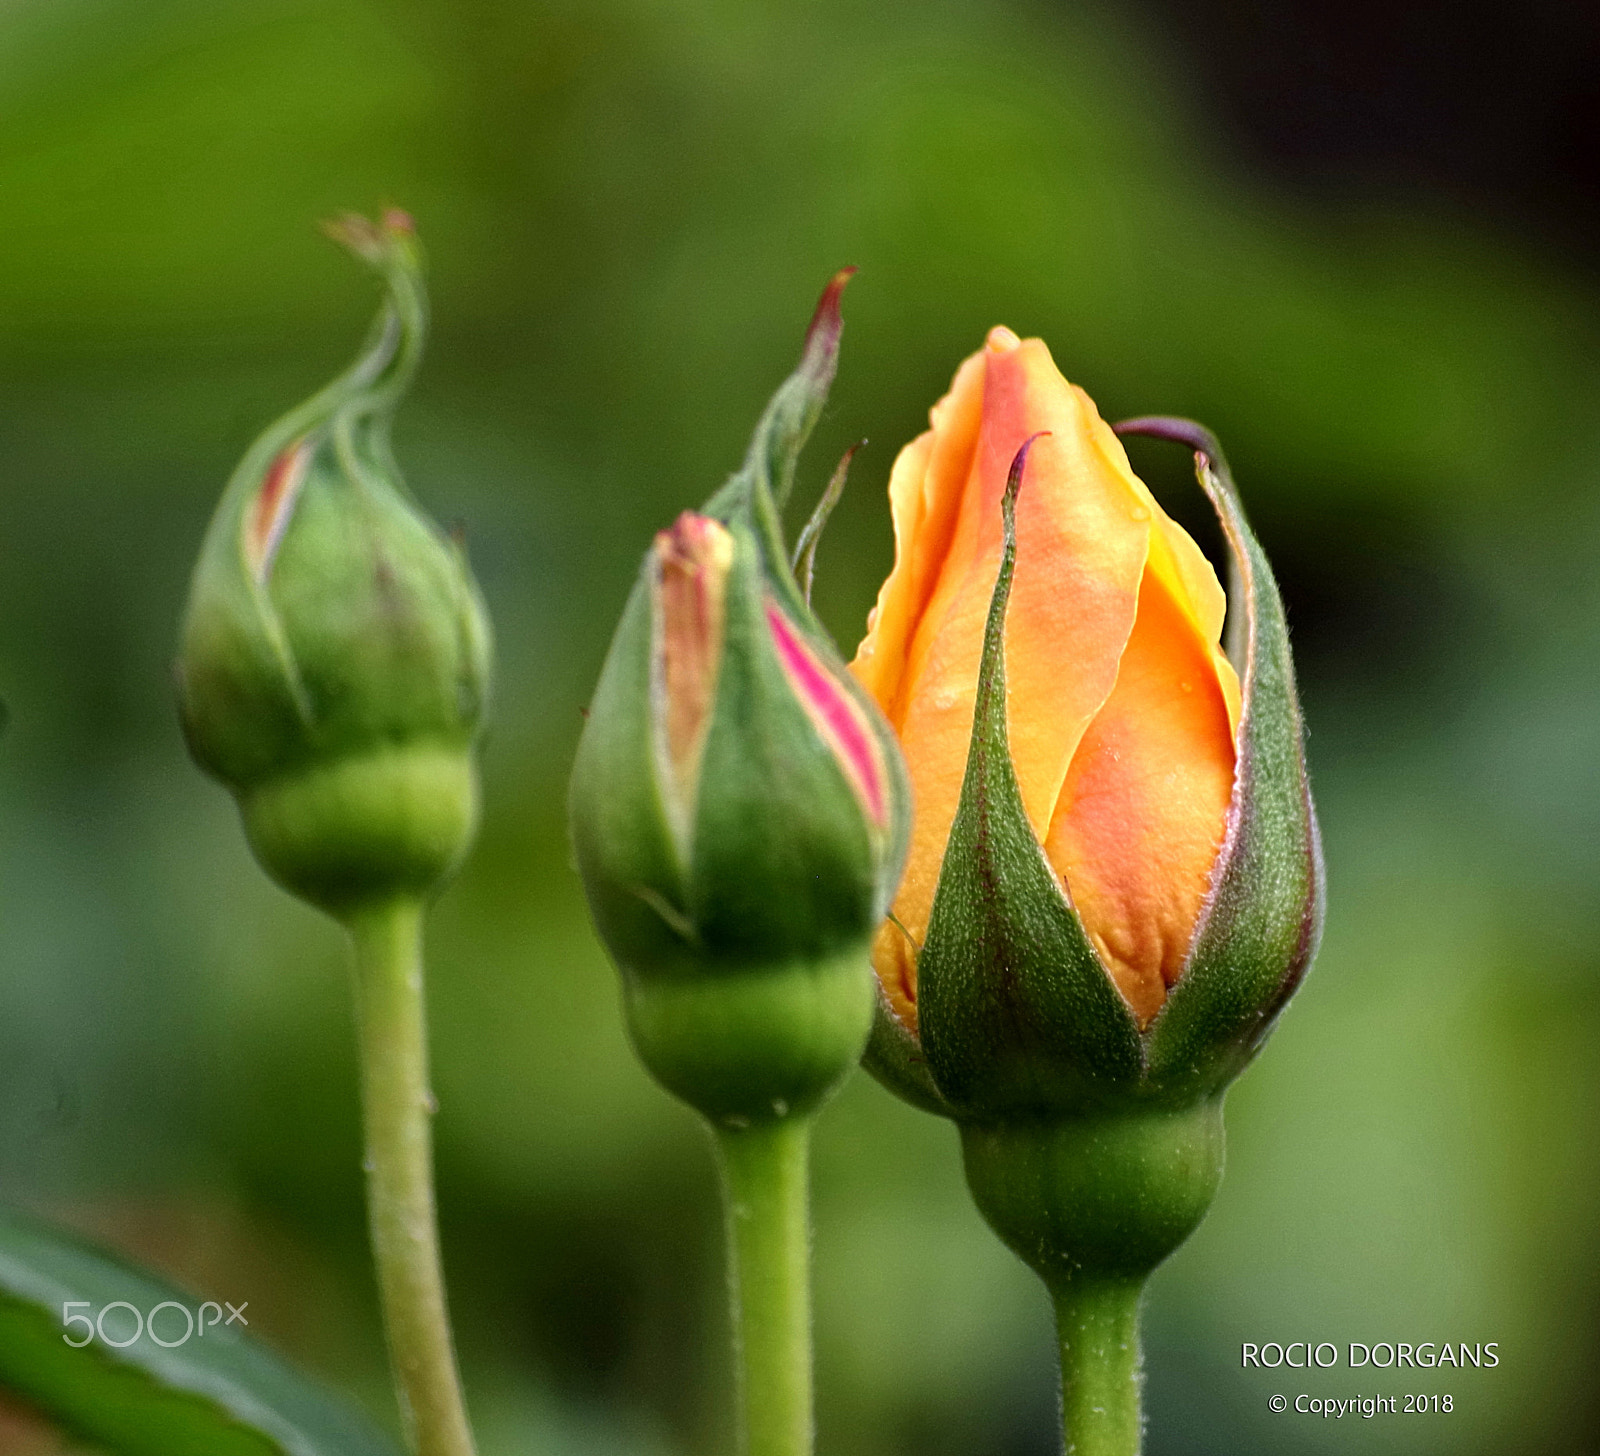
[
  {"x1": 848, "y1": 338, "x2": 1322, "y2": 1451},
  {"x1": 850, "y1": 331, "x2": 1319, "y2": 1122},
  {"x1": 854, "y1": 327, "x2": 1240, "y2": 1031}
]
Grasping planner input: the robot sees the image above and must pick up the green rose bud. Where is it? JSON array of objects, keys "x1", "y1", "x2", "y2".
[
  {"x1": 175, "y1": 211, "x2": 492, "y2": 917},
  {"x1": 569, "y1": 273, "x2": 911, "y2": 1126}
]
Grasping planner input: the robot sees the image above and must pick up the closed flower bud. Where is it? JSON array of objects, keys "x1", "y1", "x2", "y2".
[
  {"x1": 849, "y1": 330, "x2": 1322, "y2": 1295},
  {"x1": 176, "y1": 212, "x2": 492, "y2": 916},
  {"x1": 570, "y1": 275, "x2": 911, "y2": 1125}
]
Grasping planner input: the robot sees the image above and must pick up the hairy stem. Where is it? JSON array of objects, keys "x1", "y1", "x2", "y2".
[
  {"x1": 348, "y1": 897, "x2": 476, "y2": 1456},
  {"x1": 1051, "y1": 1276, "x2": 1145, "y2": 1456}
]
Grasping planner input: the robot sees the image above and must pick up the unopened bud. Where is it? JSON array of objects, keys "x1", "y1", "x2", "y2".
[
  {"x1": 176, "y1": 214, "x2": 491, "y2": 916},
  {"x1": 570, "y1": 274, "x2": 909, "y2": 1124}
]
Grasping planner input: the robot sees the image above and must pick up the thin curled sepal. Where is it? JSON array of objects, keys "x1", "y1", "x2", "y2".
[
  {"x1": 1115, "y1": 418, "x2": 1324, "y2": 1095},
  {"x1": 793, "y1": 441, "x2": 862, "y2": 605},
  {"x1": 704, "y1": 269, "x2": 856, "y2": 611},
  {"x1": 912, "y1": 437, "x2": 1144, "y2": 1120}
]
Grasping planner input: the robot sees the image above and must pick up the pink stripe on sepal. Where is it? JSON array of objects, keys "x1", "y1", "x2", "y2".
[
  {"x1": 245, "y1": 439, "x2": 313, "y2": 582},
  {"x1": 766, "y1": 600, "x2": 888, "y2": 830},
  {"x1": 650, "y1": 514, "x2": 736, "y2": 853}
]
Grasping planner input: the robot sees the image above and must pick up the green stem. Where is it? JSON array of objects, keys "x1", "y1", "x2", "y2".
[
  {"x1": 713, "y1": 1118, "x2": 814, "y2": 1456},
  {"x1": 347, "y1": 897, "x2": 477, "y2": 1456},
  {"x1": 1050, "y1": 1276, "x2": 1145, "y2": 1456}
]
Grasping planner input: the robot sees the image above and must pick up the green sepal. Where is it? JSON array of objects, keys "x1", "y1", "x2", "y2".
[
  {"x1": 1118, "y1": 420, "x2": 1324, "y2": 1095},
  {"x1": 0, "y1": 1206, "x2": 400, "y2": 1456},
  {"x1": 699, "y1": 272, "x2": 909, "y2": 904},
  {"x1": 703, "y1": 268, "x2": 855, "y2": 622},
  {"x1": 862, "y1": 984, "x2": 948, "y2": 1115},
  {"x1": 792, "y1": 441, "x2": 861, "y2": 606},
  {"x1": 914, "y1": 439, "x2": 1143, "y2": 1120},
  {"x1": 697, "y1": 534, "x2": 891, "y2": 956},
  {"x1": 567, "y1": 558, "x2": 686, "y2": 969}
]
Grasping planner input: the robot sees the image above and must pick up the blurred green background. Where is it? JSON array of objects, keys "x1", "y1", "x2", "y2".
[{"x1": 2, "y1": 1, "x2": 1598, "y2": 1452}]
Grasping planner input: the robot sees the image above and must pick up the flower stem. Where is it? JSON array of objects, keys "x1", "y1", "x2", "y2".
[
  {"x1": 347, "y1": 896, "x2": 476, "y2": 1456},
  {"x1": 1050, "y1": 1276, "x2": 1145, "y2": 1456},
  {"x1": 714, "y1": 1118, "x2": 814, "y2": 1456}
]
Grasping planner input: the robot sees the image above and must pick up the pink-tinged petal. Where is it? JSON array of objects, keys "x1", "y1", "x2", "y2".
[
  {"x1": 244, "y1": 440, "x2": 313, "y2": 582},
  {"x1": 650, "y1": 513, "x2": 735, "y2": 849},
  {"x1": 768, "y1": 601, "x2": 889, "y2": 831}
]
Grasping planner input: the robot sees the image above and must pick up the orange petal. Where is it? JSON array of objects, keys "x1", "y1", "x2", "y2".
[
  {"x1": 1043, "y1": 560, "x2": 1237, "y2": 1028},
  {"x1": 851, "y1": 330, "x2": 1154, "y2": 1029},
  {"x1": 852, "y1": 348, "x2": 986, "y2": 720},
  {"x1": 981, "y1": 342, "x2": 1152, "y2": 839},
  {"x1": 870, "y1": 917, "x2": 918, "y2": 1032},
  {"x1": 1081, "y1": 401, "x2": 1242, "y2": 735}
]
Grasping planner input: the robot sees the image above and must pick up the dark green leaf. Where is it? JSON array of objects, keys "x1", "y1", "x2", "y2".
[{"x1": 0, "y1": 1206, "x2": 401, "y2": 1456}]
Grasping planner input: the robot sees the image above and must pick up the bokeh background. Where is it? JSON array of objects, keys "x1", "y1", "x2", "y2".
[{"x1": 2, "y1": 1, "x2": 1599, "y2": 1452}]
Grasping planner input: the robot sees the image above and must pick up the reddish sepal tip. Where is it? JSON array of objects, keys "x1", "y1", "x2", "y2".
[{"x1": 803, "y1": 266, "x2": 859, "y2": 357}]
